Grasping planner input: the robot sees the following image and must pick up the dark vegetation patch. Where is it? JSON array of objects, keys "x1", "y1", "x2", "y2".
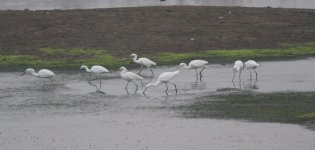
[{"x1": 174, "y1": 92, "x2": 315, "y2": 129}]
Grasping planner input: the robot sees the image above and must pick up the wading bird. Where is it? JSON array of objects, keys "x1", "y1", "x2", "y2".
[
  {"x1": 130, "y1": 53, "x2": 156, "y2": 76},
  {"x1": 232, "y1": 60, "x2": 244, "y2": 81},
  {"x1": 143, "y1": 63, "x2": 185, "y2": 95},
  {"x1": 244, "y1": 60, "x2": 260, "y2": 80},
  {"x1": 179, "y1": 60, "x2": 208, "y2": 80},
  {"x1": 21, "y1": 68, "x2": 55, "y2": 87},
  {"x1": 80, "y1": 65, "x2": 109, "y2": 91},
  {"x1": 120, "y1": 66, "x2": 143, "y2": 93}
]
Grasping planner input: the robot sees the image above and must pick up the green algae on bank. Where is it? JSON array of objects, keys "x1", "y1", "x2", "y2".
[
  {"x1": 176, "y1": 92, "x2": 315, "y2": 124},
  {"x1": 1, "y1": 43, "x2": 315, "y2": 71},
  {"x1": 153, "y1": 42, "x2": 315, "y2": 65},
  {"x1": 0, "y1": 48, "x2": 130, "y2": 71}
]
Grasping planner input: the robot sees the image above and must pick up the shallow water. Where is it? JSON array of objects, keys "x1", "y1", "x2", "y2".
[
  {"x1": 0, "y1": 0, "x2": 315, "y2": 10},
  {"x1": 0, "y1": 58, "x2": 315, "y2": 149}
]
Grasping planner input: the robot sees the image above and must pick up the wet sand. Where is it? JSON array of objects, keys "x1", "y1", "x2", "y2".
[{"x1": 1, "y1": 59, "x2": 315, "y2": 149}]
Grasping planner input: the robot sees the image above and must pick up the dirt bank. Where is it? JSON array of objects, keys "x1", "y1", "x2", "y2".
[{"x1": 0, "y1": 6, "x2": 315, "y2": 57}]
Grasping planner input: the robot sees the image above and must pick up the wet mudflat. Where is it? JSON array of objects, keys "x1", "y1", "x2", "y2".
[{"x1": 0, "y1": 58, "x2": 315, "y2": 149}]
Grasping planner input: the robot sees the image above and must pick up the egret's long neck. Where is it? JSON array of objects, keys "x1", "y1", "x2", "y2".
[
  {"x1": 184, "y1": 64, "x2": 189, "y2": 69},
  {"x1": 132, "y1": 55, "x2": 139, "y2": 63},
  {"x1": 84, "y1": 67, "x2": 92, "y2": 73},
  {"x1": 152, "y1": 80, "x2": 161, "y2": 86},
  {"x1": 147, "y1": 80, "x2": 161, "y2": 88},
  {"x1": 30, "y1": 70, "x2": 39, "y2": 77},
  {"x1": 120, "y1": 69, "x2": 127, "y2": 75}
]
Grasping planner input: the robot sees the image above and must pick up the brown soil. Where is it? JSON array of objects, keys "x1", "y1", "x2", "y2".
[{"x1": 0, "y1": 6, "x2": 315, "y2": 56}]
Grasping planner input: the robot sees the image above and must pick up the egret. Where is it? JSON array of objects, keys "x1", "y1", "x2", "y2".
[
  {"x1": 143, "y1": 63, "x2": 185, "y2": 95},
  {"x1": 130, "y1": 53, "x2": 156, "y2": 76},
  {"x1": 244, "y1": 60, "x2": 260, "y2": 80},
  {"x1": 179, "y1": 60, "x2": 208, "y2": 80},
  {"x1": 232, "y1": 60, "x2": 244, "y2": 81},
  {"x1": 120, "y1": 66, "x2": 143, "y2": 92},
  {"x1": 80, "y1": 65, "x2": 109, "y2": 91},
  {"x1": 21, "y1": 68, "x2": 55, "y2": 87}
]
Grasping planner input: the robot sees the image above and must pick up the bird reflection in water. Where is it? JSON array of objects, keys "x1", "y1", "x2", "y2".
[
  {"x1": 243, "y1": 78, "x2": 259, "y2": 90},
  {"x1": 232, "y1": 78, "x2": 259, "y2": 90}
]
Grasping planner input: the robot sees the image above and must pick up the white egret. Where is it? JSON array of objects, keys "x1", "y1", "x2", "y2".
[
  {"x1": 80, "y1": 65, "x2": 109, "y2": 91},
  {"x1": 130, "y1": 53, "x2": 156, "y2": 76},
  {"x1": 21, "y1": 68, "x2": 55, "y2": 87},
  {"x1": 244, "y1": 60, "x2": 260, "y2": 79},
  {"x1": 120, "y1": 66, "x2": 143, "y2": 92},
  {"x1": 179, "y1": 60, "x2": 208, "y2": 80},
  {"x1": 232, "y1": 60, "x2": 244, "y2": 81},
  {"x1": 143, "y1": 63, "x2": 185, "y2": 95}
]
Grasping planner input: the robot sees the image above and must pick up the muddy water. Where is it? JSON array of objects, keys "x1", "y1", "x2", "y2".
[
  {"x1": 0, "y1": 0, "x2": 315, "y2": 10},
  {"x1": 0, "y1": 58, "x2": 315, "y2": 149}
]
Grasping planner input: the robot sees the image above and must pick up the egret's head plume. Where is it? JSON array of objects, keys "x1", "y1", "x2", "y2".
[
  {"x1": 119, "y1": 66, "x2": 127, "y2": 71},
  {"x1": 179, "y1": 63, "x2": 186, "y2": 67},
  {"x1": 21, "y1": 68, "x2": 34, "y2": 76},
  {"x1": 80, "y1": 65, "x2": 87, "y2": 70},
  {"x1": 177, "y1": 63, "x2": 186, "y2": 69},
  {"x1": 130, "y1": 53, "x2": 137, "y2": 57}
]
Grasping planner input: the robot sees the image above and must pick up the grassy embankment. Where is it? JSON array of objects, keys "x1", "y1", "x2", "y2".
[
  {"x1": 0, "y1": 43, "x2": 315, "y2": 71},
  {"x1": 176, "y1": 92, "x2": 315, "y2": 125}
]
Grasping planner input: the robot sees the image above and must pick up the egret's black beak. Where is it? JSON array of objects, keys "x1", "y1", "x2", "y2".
[{"x1": 20, "y1": 72, "x2": 26, "y2": 76}]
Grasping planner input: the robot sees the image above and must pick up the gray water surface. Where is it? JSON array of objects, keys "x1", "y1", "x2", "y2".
[
  {"x1": 1, "y1": 58, "x2": 315, "y2": 113},
  {"x1": 1, "y1": 58, "x2": 315, "y2": 150},
  {"x1": 1, "y1": 0, "x2": 315, "y2": 10}
]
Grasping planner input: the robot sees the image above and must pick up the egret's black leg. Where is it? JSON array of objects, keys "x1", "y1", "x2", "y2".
[
  {"x1": 149, "y1": 67, "x2": 154, "y2": 76},
  {"x1": 254, "y1": 69, "x2": 258, "y2": 80},
  {"x1": 169, "y1": 82, "x2": 177, "y2": 94},
  {"x1": 43, "y1": 80, "x2": 46, "y2": 88},
  {"x1": 195, "y1": 69, "x2": 198, "y2": 80},
  {"x1": 125, "y1": 81, "x2": 130, "y2": 89},
  {"x1": 165, "y1": 83, "x2": 169, "y2": 91},
  {"x1": 49, "y1": 78, "x2": 54, "y2": 85},
  {"x1": 232, "y1": 80, "x2": 236, "y2": 88},
  {"x1": 88, "y1": 80, "x2": 98, "y2": 91},
  {"x1": 138, "y1": 65, "x2": 143, "y2": 74},
  {"x1": 199, "y1": 66, "x2": 205, "y2": 77},
  {"x1": 125, "y1": 88, "x2": 130, "y2": 95},
  {"x1": 232, "y1": 71, "x2": 236, "y2": 81},
  {"x1": 98, "y1": 79, "x2": 102, "y2": 91},
  {"x1": 140, "y1": 80, "x2": 144, "y2": 85},
  {"x1": 133, "y1": 82, "x2": 138, "y2": 92},
  {"x1": 165, "y1": 83, "x2": 169, "y2": 95}
]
